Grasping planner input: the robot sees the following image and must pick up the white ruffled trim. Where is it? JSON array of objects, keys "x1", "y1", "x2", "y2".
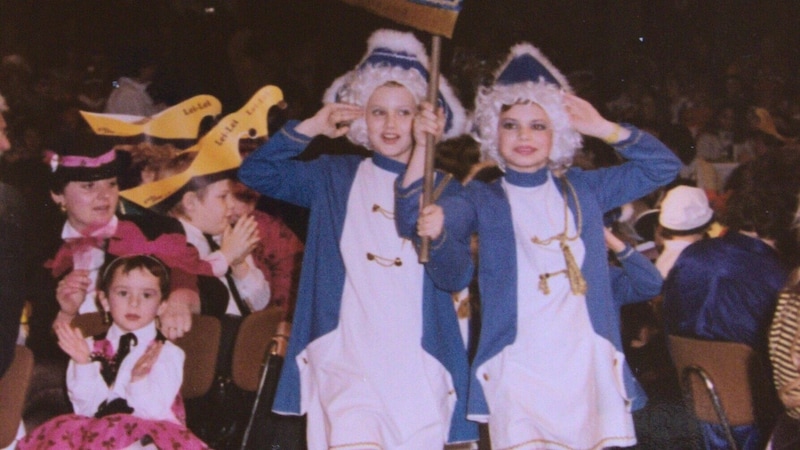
[{"x1": 321, "y1": 29, "x2": 466, "y2": 148}]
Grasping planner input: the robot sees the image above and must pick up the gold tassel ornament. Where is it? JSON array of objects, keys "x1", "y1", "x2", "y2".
[
  {"x1": 561, "y1": 240, "x2": 587, "y2": 295},
  {"x1": 531, "y1": 177, "x2": 587, "y2": 296}
]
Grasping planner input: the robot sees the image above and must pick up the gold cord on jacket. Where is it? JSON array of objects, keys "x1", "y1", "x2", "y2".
[{"x1": 531, "y1": 177, "x2": 587, "y2": 296}]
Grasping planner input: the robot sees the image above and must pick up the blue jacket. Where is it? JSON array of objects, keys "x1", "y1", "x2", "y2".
[
  {"x1": 396, "y1": 126, "x2": 680, "y2": 416},
  {"x1": 238, "y1": 121, "x2": 478, "y2": 444},
  {"x1": 663, "y1": 232, "x2": 788, "y2": 352},
  {"x1": 611, "y1": 244, "x2": 664, "y2": 307}
]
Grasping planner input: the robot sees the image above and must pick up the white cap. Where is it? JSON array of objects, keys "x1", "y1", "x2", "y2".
[{"x1": 659, "y1": 185, "x2": 714, "y2": 231}]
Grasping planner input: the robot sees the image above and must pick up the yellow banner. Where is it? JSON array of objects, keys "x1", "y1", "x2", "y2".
[
  {"x1": 120, "y1": 85, "x2": 283, "y2": 210},
  {"x1": 80, "y1": 95, "x2": 222, "y2": 140},
  {"x1": 341, "y1": 0, "x2": 460, "y2": 38}
]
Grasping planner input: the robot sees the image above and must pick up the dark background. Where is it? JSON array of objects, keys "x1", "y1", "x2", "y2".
[{"x1": 1, "y1": 0, "x2": 797, "y2": 116}]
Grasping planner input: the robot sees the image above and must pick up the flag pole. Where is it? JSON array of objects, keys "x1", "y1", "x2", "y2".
[{"x1": 419, "y1": 34, "x2": 441, "y2": 263}]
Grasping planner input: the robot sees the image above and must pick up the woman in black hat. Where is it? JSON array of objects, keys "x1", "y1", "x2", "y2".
[{"x1": 26, "y1": 125, "x2": 212, "y2": 361}]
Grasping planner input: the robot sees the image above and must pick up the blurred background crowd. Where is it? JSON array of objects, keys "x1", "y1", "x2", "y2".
[{"x1": 0, "y1": 0, "x2": 799, "y2": 236}]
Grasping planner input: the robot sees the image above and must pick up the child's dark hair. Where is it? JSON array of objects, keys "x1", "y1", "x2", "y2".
[{"x1": 99, "y1": 255, "x2": 171, "y2": 300}]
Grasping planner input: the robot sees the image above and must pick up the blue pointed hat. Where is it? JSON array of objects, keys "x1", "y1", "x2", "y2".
[
  {"x1": 493, "y1": 43, "x2": 571, "y2": 91},
  {"x1": 472, "y1": 42, "x2": 581, "y2": 171},
  {"x1": 323, "y1": 29, "x2": 466, "y2": 146}
]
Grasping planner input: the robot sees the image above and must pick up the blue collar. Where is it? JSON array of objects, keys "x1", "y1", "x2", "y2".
[
  {"x1": 503, "y1": 166, "x2": 549, "y2": 187},
  {"x1": 372, "y1": 152, "x2": 407, "y2": 174},
  {"x1": 726, "y1": 231, "x2": 780, "y2": 256}
]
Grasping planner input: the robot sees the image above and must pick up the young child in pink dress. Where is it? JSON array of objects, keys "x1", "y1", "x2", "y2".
[{"x1": 19, "y1": 255, "x2": 208, "y2": 449}]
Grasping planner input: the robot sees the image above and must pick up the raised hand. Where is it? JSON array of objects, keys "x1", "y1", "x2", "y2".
[
  {"x1": 55, "y1": 269, "x2": 91, "y2": 320},
  {"x1": 220, "y1": 214, "x2": 260, "y2": 268},
  {"x1": 55, "y1": 321, "x2": 91, "y2": 364},
  {"x1": 563, "y1": 93, "x2": 630, "y2": 143},
  {"x1": 413, "y1": 101, "x2": 445, "y2": 148},
  {"x1": 603, "y1": 227, "x2": 627, "y2": 253},
  {"x1": 402, "y1": 102, "x2": 445, "y2": 188},
  {"x1": 417, "y1": 203, "x2": 445, "y2": 241},
  {"x1": 159, "y1": 294, "x2": 192, "y2": 340},
  {"x1": 295, "y1": 103, "x2": 364, "y2": 139}
]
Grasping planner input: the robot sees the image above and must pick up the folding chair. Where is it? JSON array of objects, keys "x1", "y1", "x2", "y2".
[
  {"x1": 230, "y1": 308, "x2": 293, "y2": 449},
  {"x1": 0, "y1": 345, "x2": 34, "y2": 448},
  {"x1": 174, "y1": 315, "x2": 222, "y2": 400},
  {"x1": 668, "y1": 335, "x2": 771, "y2": 450}
]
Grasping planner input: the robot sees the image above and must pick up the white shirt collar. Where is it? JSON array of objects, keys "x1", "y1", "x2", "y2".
[
  {"x1": 106, "y1": 320, "x2": 157, "y2": 352},
  {"x1": 61, "y1": 215, "x2": 119, "y2": 240}
]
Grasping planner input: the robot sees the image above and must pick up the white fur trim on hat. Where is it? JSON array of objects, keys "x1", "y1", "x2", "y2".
[
  {"x1": 659, "y1": 185, "x2": 714, "y2": 231},
  {"x1": 322, "y1": 29, "x2": 466, "y2": 148},
  {"x1": 473, "y1": 42, "x2": 580, "y2": 172}
]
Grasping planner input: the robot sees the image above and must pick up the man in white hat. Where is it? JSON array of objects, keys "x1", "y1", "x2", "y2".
[
  {"x1": 655, "y1": 185, "x2": 715, "y2": 277},
  {"x1": 663, "y1": 155, "x2": 793, "y2": 448}
]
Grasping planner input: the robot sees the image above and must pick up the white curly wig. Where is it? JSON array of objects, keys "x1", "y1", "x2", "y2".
[
  {"x1": 473, "y1": 43, "x2": 582, "y2": 172},
  {"x1": 322, "y1": 29, "x2": 466, "y2": 150}
]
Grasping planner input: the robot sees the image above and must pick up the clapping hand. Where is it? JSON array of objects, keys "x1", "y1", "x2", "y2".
[
  {"x1": 220, "y1": 215, "x2": 260, "y2": 267},
  {"x1": 55, "y1": 321, "x2": 91, "y2": 364}
]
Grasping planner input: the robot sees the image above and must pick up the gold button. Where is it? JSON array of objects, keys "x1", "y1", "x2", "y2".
[
  {"x1": 302, "y1": 357, "x2": 308, "y2": 364},
  {"x1": 448, "y1": 390, "x2": 455, "y2": 395},
  {"x1": 483, "y1": 373, "x2": 489, "y2": 381}
]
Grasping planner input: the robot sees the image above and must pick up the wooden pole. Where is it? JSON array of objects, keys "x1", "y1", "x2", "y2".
[{"x1": 419, "y1": 34, "x2": 441, "y2": 263}]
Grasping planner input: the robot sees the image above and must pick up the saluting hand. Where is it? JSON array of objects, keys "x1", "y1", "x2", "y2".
[
  {"x1": 563, "y1": 93, "x2": 630, "y2": 142},
  {"x1": 295, "y1": 103, "x2": 364, "y2": 139}
]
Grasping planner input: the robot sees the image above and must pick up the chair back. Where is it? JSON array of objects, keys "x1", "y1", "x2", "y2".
[
  {"x1": 231, "y1": 307, "x2": 288, "y2": 392},
  {"x1": 174, "y1": 315, "x2": 221, "y2": 399},
  {"x1": 668, "y1": 335, "x2": 760, "y2": 426},
  {"x1": 72, "y1": 313, "x2": 221, "y2": 399},
  {"x1": 71, "y1": 311, "x2": 110, "y2": 338},
  {"x1": 0, "y1": 345, "x2": 34, "y2": 447}
]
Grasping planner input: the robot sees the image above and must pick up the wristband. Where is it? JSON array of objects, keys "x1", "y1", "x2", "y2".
[{"x1": 602, "y1": 123, "x2": 622, "y2": 144}]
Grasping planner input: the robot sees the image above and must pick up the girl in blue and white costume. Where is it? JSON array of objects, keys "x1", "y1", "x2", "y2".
[
  {"x1": 398, "y1": 43, "x2": 681, "y2": 449},
  {"x1": 238, "y1": 30, "x2": 476, "y2": 449}
]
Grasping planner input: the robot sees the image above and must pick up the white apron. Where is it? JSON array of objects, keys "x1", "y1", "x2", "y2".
[{"x1": 301, "y1": 159, "x2": 454, "y2": 450}]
